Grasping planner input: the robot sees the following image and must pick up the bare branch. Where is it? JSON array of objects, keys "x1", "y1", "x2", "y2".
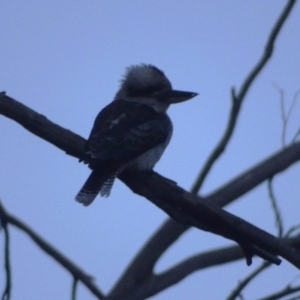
[
  {"x1": 291, "y1": 89, "x2": 300, "y2": 143},
  {"x1": 0, "y1": 91, "x2": 85, "y2": 159},
  {"x1": 293, "y1": 127, "x2": 300, "y2": 143},
  {"x1": 2, "y1": 91, "x2": 300, "y2": 298},
  {"x1": 205, "y1": 142, "x2": 300, "y2": 206},
  {"x1": 286, "y1": 225, "x2": 300, "y2": 238},
  {"x1": 1, "y1": 221, "x2": 11, "y2": 300},
  {"x1": 0, "y1": 202, "x2": 104, "y2": 299},
  {"x1": 2, "y1": 89, "x2": 300, "y2": 299},
  {"x1": 257, "y1": 284, "x2": 300, "y2": 300},
  {"x1": 144, "y1": 245, "x2": 244, "y2": 300},
  {"x1": 118, "y1": 3, "x2": 299, "y2": 293},
  {"x1": 273, "y1": 84, "x2": 287, "y2": 146},
  {"x1": 226, "y1": 229, "x2": 300, "y2": 300},
  {"x1": 110, "y1": 232, "x2": 300, "y2": 300},
  {"x1": 192, "y1": 0, "x2": 297, "y2": 194},
  {"x1": 0, "y1": 4, "x2": 298, "y2": 297},
  {"x1": 119, "y1": 171, "x2": 300, "y2": 266},
  {"x1": 267, "y1": 178, "x2": 284, "y2": 238},
  {"x1": 71, "y1": 278, "x2": 78, "y2": 300},
  {"x1": 226, "y1": 262, "x2": 271, "y2": 300},
  {"x1": 0, "y1": 1, "x2": 297, "y2": 299},
  {"x1": 274, "y1": 85, "x2": 300, "y2": 146},
  {"x1": 109, "y1": 142, "x2": 300, "y2": 296}
]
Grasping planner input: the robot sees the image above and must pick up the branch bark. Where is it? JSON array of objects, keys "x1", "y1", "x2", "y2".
[
  {"x1": 191, "y1": 0, "x2": 297, "y2": 194},
  {"x1": 109, "y1": 0, "x2": 298, "y2": 297},
  {"x1": 0, "y1": 202, "x2": 105, "y2": 299},
  {"x1": 1, "y1": 92, "x2": 300, "y2": 299},
  {"x1": 0, "y1": 3, "x2": 298, "y2": 299}
]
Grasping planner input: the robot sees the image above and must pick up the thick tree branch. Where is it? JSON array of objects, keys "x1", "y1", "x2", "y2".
[
  {"x1": 206, "y1": 142, "x2": 300, "y2": 206},
  {"x1": 0, "y1": 92, "x2": 85, "y2": 158},
  {"x1": 109, "y1": 138, "x2": 300, "y2": 298},
  {"x1": 118, "y1": 171, "x2": 298, "y2": 266},
  {"x1": 112, "y1": 1, "x2": 298, "y2": 296},
  {"x1": 0, "y1": 1, "x2": 297, "y2": 299},
  {"x1": 0, "y1": 5, "x2": 298, "y2": 298},
  {"x1": 109, "y1": 234, "x2": 300, "y2": 300},
  {"x1": 2, "y1": 93, "x2": 300, "y2": 299}
]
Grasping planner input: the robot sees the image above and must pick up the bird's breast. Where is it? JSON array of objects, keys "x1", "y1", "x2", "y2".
[{"x1": 125, "y1": 126, "x2": 173, "y2": 171}]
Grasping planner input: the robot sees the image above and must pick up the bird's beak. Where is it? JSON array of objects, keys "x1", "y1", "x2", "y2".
[{"x1": 165, "y1": 90, "x2": 198, "y2": 104}]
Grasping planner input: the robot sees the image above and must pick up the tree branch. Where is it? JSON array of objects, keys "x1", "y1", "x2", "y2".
[
  {"x1": 71, "y1": 277, "x2": 78, "y2": 300},
  {"x1": 226, "y1": 262, "x2": 271, "y2": 300},
  {"x1": 206, "y1": 142, "x2": 300, "y2": 206},
  {"x1": 111, "y1": 1, "x2": 298, "y2": 296},
  {"x1": 2, "y1": 89, "x2": 300, "y2": 300},
  {"x1": 257, "y1": 285, "x2": 300, "y2": 300},
  {"x1": 118, "y1": 171, "x2": 298, "y2": 267},
  {"x1": 109, "y1": 140, "x2": 300, "y2": 297},
  {"x1": 0, "y1": 92, "x2": 85, "y2": 159},
  {"x1": 0, "y1": 4, "x2": 298, "y2": 298},
  {"x1": 191, "y1": 0, "x2": 297, "y2": 194},
  {"x1": 0, "y1": 2, "x2": 297, "y2": 299},
  {"x1": 1, "y1": 219, "x2": 11, "y2": 300},
  {"x1": 2, "y1": 93, "x2": 300, "y2": 296},
  {"x1": 0, "y1": 202, "x2": 105, "y2": 299},
  {"x1": 268, "y1": 178, "x2": 284, "y2": 238},
  {"x1": 109, "y1": 233, "x2": 300, "y2": 300}
]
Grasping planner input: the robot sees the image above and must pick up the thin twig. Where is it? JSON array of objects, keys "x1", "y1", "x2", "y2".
[
  {"x1": 1, "y1": 222, "x2": 11, "y2": 300},
  {"x1": 257, "y1": 284, "x2": 300, "y2": 300},
  {"x1": 292, "y1": 127, "x2": 300, "y2": 143},
  {"x1": 267, "y1": 178, "x2": 284, "y2": 238},
  {"x1": 226, "y1": 262, "x2": 271, "y2": 300},
  {"x1": 191, "y1": 0, "x2": 297, "y2": 194},
  {"x1": 111, "y1": 2, "x2": 298, "y2": 296},
  {"x1": 112, "y1": 0, "x2": 296, "y2": 294},
  {"x1": 286, "y1": 90, "x2": 300, "y2": 131},
  {"x1": 286, "y1": 225, "x2": 300, "y2": 238},
  {"x1": 274, "y1": 85, "x2": 300, "y2": 146},
  {"x1": 116, "y1": 234, "x2": 300, "y2": 300},
  {"x1": 0, "y1": 202, "x2": 104, "y2": 299},
  {"x1": 71, "y1": 277, "x2": 78, "y2": 300},
  {"x1": 273, "y1": 84, "x2": 287, "y2": 146},
  {"x1": 291, "y1": 89, "x2": 300, "y2": 143},
  {"x1": 227, "y1": 228, "x2": 300, "y2": 300}
]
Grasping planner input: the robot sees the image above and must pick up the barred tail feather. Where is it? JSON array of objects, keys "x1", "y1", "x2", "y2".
[{"x1": 75, "y1": 170, "x2": 117, "y2": 206}]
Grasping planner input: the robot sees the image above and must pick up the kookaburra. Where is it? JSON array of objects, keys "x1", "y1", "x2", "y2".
[{"x1": 75, "y1": 64, "x2": 197, "y2": 206}]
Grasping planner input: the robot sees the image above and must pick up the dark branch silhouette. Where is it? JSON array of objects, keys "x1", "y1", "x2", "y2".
[
  {"x1": 1, "y1": 218, "x2": 11, "y2": 300},
  {"x1": 226, "y1": 262, "x2": 271, "y2": 300},
  {"x1": 111, "y1": 3, "x2": 298, "y2": 296},
  {"x1": 191, "y1": 0, "x2": 297, "y2": 194},
  {"x1": 0, "y1": 1, "x2": 298, "y2": 299},
  {"x1": 257, "y1": 284, "x2": 300, "y2": 300},
  {"x1": 1, "y1": 92, "x2": 300, "y2": 299},
  {"x1": 0, "y1": 202, "x2": 105, "y2": 299},
  {"x1": 2, "y1": 91, "x2": 300, "y2": 257},
  {"x1": 110, "y1": 0, "x2": 298, "y2": 297}
]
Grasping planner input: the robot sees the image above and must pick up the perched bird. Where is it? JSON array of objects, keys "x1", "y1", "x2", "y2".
[{"x1": 75, "y1": 64, "x2": 197, "y2": 206}]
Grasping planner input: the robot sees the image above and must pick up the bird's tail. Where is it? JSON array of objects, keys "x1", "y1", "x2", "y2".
[{"x1": 75, "y1": 170, "x2": 117, "y2": 206}]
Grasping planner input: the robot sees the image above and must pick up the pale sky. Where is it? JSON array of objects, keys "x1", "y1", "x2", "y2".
[{"x1": 1, "y1": 1, "x2": 300, "y2": 300}]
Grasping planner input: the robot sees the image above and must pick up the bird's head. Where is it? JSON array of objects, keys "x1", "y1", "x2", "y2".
[{"x1": 114, "y1": 64, "x2": 197, "y2": 112}]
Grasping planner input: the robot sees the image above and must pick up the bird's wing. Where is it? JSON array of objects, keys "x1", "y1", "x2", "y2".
[{"x1": 86, "y1": 100, "x2": 172, "y2": 163}]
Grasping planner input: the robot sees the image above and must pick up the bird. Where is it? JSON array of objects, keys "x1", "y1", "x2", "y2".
[{"x1": 75, "y1": 64, "x2": 197, "y2": 206}]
